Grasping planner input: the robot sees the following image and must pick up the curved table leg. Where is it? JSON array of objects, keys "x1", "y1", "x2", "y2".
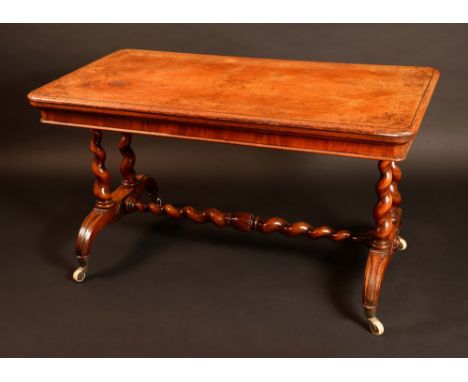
[
  {"x1": 74, "y1": 208, "x2": 116, "y2": 282},
  {"x1": 73, "y1": 130, "x2": 158, "y2": 282},
  {"x1": 363, "y1": 160, "x2": 406, "y2": 335}
]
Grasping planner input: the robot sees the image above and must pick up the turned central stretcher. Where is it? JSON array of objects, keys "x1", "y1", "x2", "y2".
[{"x1": 28, "y1": 49, "x2": 439, "y2": 335}]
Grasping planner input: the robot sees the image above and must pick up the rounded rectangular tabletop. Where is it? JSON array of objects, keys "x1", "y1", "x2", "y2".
[{"x1": 28, "y1": 49, "x2": 439, "y2": 159}]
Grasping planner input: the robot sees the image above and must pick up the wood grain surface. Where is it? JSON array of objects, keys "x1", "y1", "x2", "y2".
[{"x1": 28, "y1": 49, "x2": 439, "y2": 160}]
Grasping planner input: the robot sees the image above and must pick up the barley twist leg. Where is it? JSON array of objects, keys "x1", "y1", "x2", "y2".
[
  {"x1": 118, "y1": 133, "x2": 137, "y2": 187},
  {"x1": 363, "y1": 160, "x2": 403, "y2": 335},
  {"x1": 74, "y1": 130, "x2": 116, "y2": 282}
]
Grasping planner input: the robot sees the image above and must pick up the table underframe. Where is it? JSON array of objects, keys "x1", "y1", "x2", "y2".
[{"x1": 73, "y1": 129, "x2": 407, "y2": 336}]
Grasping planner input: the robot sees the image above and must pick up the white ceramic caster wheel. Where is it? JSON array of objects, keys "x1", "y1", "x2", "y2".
[
  {"x1": 396, "y1": 236, "x2": 408, "y2": 251},
  {"x1": 73, "y1": 267, "x2": 87, "y2": 283},
  {"x1": 368, "y1": 316, "x2": 385, "y2": 336}
]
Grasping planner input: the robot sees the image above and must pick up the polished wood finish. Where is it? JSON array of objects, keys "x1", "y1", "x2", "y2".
[
  {"x1": 35, "y1": 108, "x2": 412, "y2": 160},
  {"x1": 118, "y1": 133, "x2": 137, "y2": 187},
  {"x1": 127, "y1": 198, "x2": 372, "y2": 243},
  {"x1": 90, "y1": 129, "x2": 114, "y2": 209},
  {"x1": 363, "y1": 161, "x2": 403, "y2": 334},
  {"x1": 75, "y1": 174, "x2": 158, "y2": 269},
  {"x1": 28, "y1": 49, "x2": 439, "y2": 160},
  {"x1": 28, "y1": 50, "x2": 440, "y2": 335},
  {"x1": 76, "y1": 131, "x2": 158, "y2": 271}
]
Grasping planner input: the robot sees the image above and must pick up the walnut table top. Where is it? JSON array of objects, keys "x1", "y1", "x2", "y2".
[{"x1": 28, "y1": 49, "x2": 439, "y2": 159}]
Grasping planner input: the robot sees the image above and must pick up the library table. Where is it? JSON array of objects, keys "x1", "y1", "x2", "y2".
[{"x1": 28, "y1": 49, "x2": 439, "y2": 335}]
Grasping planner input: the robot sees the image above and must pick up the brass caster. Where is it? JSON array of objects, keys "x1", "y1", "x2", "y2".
[
  {"x1": 72, "y1": 266, "x2": 88, "y2": 283},
  {"x1": 396, "y1": 236, "x2": 407, "y2": 251},
  {"x1": 368, "y1": 316, "x2": 385, "y2": 336}
]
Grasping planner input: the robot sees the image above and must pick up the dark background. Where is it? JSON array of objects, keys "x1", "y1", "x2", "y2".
[{"x1": 0, "y1": 24, "x2": 467, "y2": 356}]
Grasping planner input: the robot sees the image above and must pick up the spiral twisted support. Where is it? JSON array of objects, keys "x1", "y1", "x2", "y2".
[
  {"x1": 90, "y1": 129, "x2": 114, "y2": 209},
  {"x1": 126, "y1": 199, "x2": 367, "y2": 243},
  {"x1": 363, "y1": 160, "x2": 404, "y2": 335},
  {"x1": 389, "y1": 161, "x2": 402, "y2": 224},
  {"x1": 119, "y1": 133, "x2": 137, "y2": 187},
  {"x1": 74, "y1": 130, "x2": 115, "y2": 281},
  {"x1": 74, "y1": 131, "x2": 158, "y2": 282},
  {"x1": 74, "y1": 130, "x2": 407, "y2": 336},
  {"x1": 372, "y1": 160, "x2": 395, "y2": 250}
]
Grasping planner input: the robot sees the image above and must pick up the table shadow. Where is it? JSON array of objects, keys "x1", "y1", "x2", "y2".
[{"x1": 87, "y1": 218, "x2": 369, "y2": 328}]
